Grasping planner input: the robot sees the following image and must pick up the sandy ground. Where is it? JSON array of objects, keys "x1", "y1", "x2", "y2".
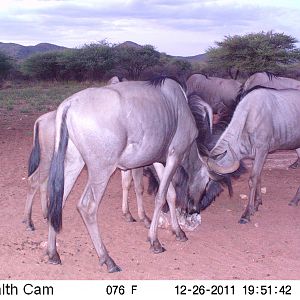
[{"x1": 1, "y1": 109, "x2": 300, "y2": 280}]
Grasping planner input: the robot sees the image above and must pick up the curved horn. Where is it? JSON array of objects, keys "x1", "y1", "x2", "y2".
[{"x1": 207, "y1": 145, "x2": 240, "y2": 174}]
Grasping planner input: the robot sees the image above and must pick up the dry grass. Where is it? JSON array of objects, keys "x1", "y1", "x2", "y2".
[{"x1": 0, "y1": 81, "x2": 104, "y2": 113}]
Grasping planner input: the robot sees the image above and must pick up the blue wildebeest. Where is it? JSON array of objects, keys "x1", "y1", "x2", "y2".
[
  {"x1": 239, "y1": 71, "x2": 300, "y2": 169},
  {"x1": 186, "y1": 73, "x2": 242, "y2": 115},
  {"x1": 46, "y1": 77, "x2": 212, "y2": 272},
  {"x1": 123, "y1": 91, "x2": 244, "y2": 227},
  {"x1": 24, "y1": 86, "x2": 215, "y2": 232},
  {"x1": 24, "y1": 111, "x2": 152, "y2": 231},
  {"x1": 204, "y1": 86, "x2": 300, "y2": 224},
  {"x1": 241, "y1": 72, "x2": 300, "y2": 93},
  {"x1": 24, "y1": 76, "x2": 153, "y2": 231}
]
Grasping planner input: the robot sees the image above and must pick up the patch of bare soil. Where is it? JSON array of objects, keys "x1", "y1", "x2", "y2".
[{"x1": 1, "y1": 110, "x2": 300, "y2": 280}]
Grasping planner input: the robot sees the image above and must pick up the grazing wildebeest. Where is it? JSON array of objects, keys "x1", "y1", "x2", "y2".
[
  {"x1": 122, "y1": 93, "x2": 215, "y2": 223},
  {"x1": 24, "y1": 76, "x2": 153, "y2": 231},
  {"x1": 205, "y1": 86, "x2": 300, "y2": 224},
  {"x1": 122, "y1": 91, "x2": 244, "y2": 226},
  {"x1": 24, "y1": 111, "x2": 55, "y2": 230},
  {"x1": 47, "y1": 77, "x2": 205, "y2": 272},
  {"x1": 186, "y1": 73, "x2": 242, "y2": 114},
  {"x1": 24, "y1": 111, "x2": 151, "y2": 231},
  {"x1": 24, "y1": 86, "x2": 227, "y2": 233},
  {"x1": 239, "y1": 71, "x2": 300, "y2": 169}
]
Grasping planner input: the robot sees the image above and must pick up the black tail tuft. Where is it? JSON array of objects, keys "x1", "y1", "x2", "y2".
[
  {"x1": 47, "y1": 108, "x2": 69, "y2": 233},
  {"x1": 28, "y1": 122, "x2": 41, "y2": 177}
]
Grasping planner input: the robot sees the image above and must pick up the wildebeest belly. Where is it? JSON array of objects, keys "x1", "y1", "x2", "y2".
[{"x1": 117, "y1": 134, "x2": 171, "y2": 169}]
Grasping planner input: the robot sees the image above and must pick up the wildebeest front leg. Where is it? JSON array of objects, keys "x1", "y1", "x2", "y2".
[
  {"x1": 239, "y1": 149, "x2": 267, "y2": 224},
  {"x1": 132, "y1": 168, "x2": 151, "y2": 228},
  {"x1": 288, "y1": 148, "x2": 300, "y2": 169},
  {"x1": 149, "y1": 157, "x2": 186, "y2": 253},
  {"x1": 77, "y1": 168, "x2": 121, "y2": 273},
  {"x1": 23, "y1": 170, "x2": 39, "y2": 231},
  {"x1": 254, "y1": 177, "x2": 262, "y2": 211},
  {"x1": 289, "y1": 186, "x2": 300, "y2": 206}
]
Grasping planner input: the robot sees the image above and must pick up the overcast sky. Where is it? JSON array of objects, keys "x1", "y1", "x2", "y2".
[{"x1": 1, "y1": 0, "x2": 300, "y2": 56}]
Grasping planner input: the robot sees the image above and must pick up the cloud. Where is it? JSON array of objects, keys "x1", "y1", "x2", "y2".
[{"x1": 0, "y1": 0, "x2": 299, "y2": 55}]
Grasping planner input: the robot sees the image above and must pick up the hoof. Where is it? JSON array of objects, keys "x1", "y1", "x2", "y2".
[
  {"x1": 108, "y1": 265, "x2": 122, "y2": 273},
  {"x1": 102, "y1": 256, "x2": 122, "y2": 273},
  {"x1": 48, "y1": 252, "x2": 61, "y2": 265},
  {"x1": 175, "y1": 230, "x2": 188, "y2": 242},
  {"x1": 23, "y1": 220, "x2": 35, "y2": 231},
  {"x1": 123, "y1": 213, "x2": 136, "y2": 223},
  {"x1": 254, "y1": 205, "x2": 260, "y2": 212},
  {"x1": 288, "y1": 160, "x2": 300, "y2": 169},
  {"x1": 238, "y1": 217, "x2": 250, "y2": 224},
  {"x1": 142, "y1": 216, "x2": 151, "y2": 229},
  {"x1": 150, "y1": 240, "x2": 166, "y2": 254},
  {"x1": 288, "y1": 201, "x2": 298, "y2": 207},
  {"x1": 26, "y1": 224, "x2": 35, "y2": 231}
]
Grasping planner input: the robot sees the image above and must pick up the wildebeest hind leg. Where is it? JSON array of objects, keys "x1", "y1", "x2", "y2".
[
  {"x1": 254, "y1": 178, "x2": 262, "y2": 211},
  {"x1": 47, "y1": 152, "x2": 84, "y2": 264},
  {"x1": 121, "y1": 170, "x2": 136, "y2": 222},
  {"x1": 239, "y1": 149, "x2": 267, "y2": 224},
  {"x1": 77, "y1": 167, "x2": 121, "y2": 273},
  {"x1": 132, "y1": 168, "x2": 151, "y2": 228},
  {"x1": 288, "y1": 149, "x2": 300, "y2": 169},
  {"x1": 289, "y1": 186, "x2": 300, "y2": 206},
  {"x1": 39, "y1": 179, "x2": 48, "y2": 219}
]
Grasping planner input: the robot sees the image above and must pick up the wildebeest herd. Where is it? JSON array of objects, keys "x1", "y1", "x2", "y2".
[{"x1": 24, "y1": 72, "x2": 300, "y2": 272}]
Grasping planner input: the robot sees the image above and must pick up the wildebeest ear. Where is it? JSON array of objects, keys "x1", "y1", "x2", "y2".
[{"x1": 211, "y1": 150, "x2": 227, "y2": 161}]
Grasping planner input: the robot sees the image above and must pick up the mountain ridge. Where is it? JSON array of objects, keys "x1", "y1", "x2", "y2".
[{"x1": 0, "y1": 41, "x2": 207, "y2": 61}]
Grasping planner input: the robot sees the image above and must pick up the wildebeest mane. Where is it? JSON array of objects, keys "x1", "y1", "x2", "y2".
[
  {"x1": 236, "y1": 83, "x2": 278, "y2": 104},
  {"x1": 249, "y1": 71, "x2": 277, "y2": 81},
  {"x1": 188, "y1": 92, "x2": 211, "y2": 146},
  {"x1": 148, "y1": 75, "x2": 186, "y2": 90}
]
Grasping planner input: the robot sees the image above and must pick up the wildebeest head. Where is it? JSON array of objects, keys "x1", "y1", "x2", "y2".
[{"x1": 188, "y1": 91, "x2": 247, "y2": 211}]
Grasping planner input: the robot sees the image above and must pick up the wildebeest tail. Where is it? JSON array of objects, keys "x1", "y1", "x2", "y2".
[
  {"x1": 47, "y1": 107, "x2": 69, "y2": 233},
  {"x1": 28, "y1": 122, "x2": 41, "y2": 177}
]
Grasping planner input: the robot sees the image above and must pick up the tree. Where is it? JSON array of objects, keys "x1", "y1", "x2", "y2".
[
  {"x1": 115, "y1": 45, "x2": 160, "y2": 79},
  {"x1": 0, "y1": 51, "x2": 13, "y2": 81},
  {"x1": 77, "y1": 42, "x2": 116, "y2": 80},
  {"x1": 22, "y1": 41, "x2": 116, "y2": 81},
  {"x1": 22, "y1": 52, "x2": 63, "y2": 80},
  {"x1": 206, "y1": 31, "x2": 300, "y2": 78}
]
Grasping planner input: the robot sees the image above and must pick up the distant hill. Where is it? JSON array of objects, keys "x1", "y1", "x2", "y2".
[
  {"x1": 116, "y1": 41, "x2": 143, "y2": 49},
  {"x1": 0, "y1": 41, "x2": 207, "y2": 62},
  {"x1": 0, "y1": 42, "x2": 68, "y2": 60},
  {"x1": 174, "y1": 53, "x2": 207, "y2": 62}
]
